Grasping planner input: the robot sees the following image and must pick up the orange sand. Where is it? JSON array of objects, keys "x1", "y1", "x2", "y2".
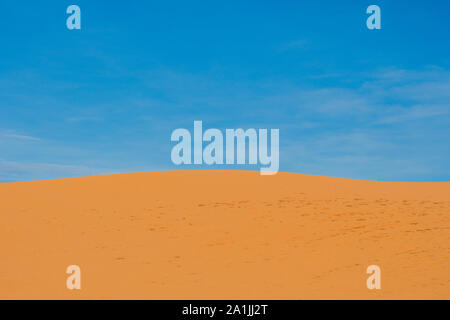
[{"x1": 0, "y1": 170, "x2": 449, "y2": 299}]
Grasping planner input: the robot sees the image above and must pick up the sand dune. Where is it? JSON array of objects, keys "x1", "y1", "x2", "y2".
[{"x1": 0, "y1": 170, "x2": 449, "y2": 299}]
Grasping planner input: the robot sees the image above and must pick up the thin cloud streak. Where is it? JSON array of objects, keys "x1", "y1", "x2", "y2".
[{"x1": 2, "y1": 133, "x2": 41, "y2": 141}]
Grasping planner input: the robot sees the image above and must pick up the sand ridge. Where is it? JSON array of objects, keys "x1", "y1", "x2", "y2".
[{"x1": 0, "y1": 170, "x2": 449, "y2": 299}]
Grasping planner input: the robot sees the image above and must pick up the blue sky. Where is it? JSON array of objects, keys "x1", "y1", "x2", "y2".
[{"x1": 1, "y1": 0, "x2": 449, "y2": 182}]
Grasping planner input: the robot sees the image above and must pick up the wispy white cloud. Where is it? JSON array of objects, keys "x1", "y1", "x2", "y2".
[
  {"x1": 0, "y1": 159, "x2": 121, "y2": 182},
  {"x1": 2, "y1": 133, "x2": 41, "y2": 141},
  {"x1": 281, "y1": 67, "x2": 450, "y2": 122},
  {"x1": 376, "y1": 104, "x2": 450, "y2": 124}
]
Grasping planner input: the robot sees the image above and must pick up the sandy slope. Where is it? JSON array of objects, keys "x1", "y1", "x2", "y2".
[{"x1": 0, "y1": 170, "x2": 449, "y2": 299}]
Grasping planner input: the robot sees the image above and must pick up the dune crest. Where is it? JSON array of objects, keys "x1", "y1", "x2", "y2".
[{"x1": 0, "y1": 170, "x2": 449, "y2": 299}]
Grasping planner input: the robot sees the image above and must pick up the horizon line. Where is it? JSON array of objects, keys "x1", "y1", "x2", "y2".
[{"x1": 1, "y1": 169, "x2": 449, "y2": 184}]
